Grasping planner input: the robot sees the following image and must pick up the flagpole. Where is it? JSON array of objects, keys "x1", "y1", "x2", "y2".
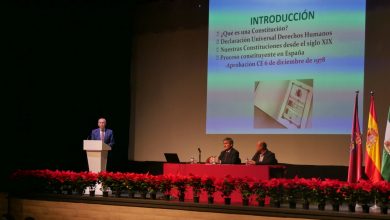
[
  {"x1": 368, "y1": 91, "x2": 380, "y2": 213},
  {"x1": 352, "y1": 90, "x2": 362, "y2": 211}
]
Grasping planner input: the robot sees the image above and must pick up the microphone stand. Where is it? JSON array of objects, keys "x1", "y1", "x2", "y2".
[{"x1": 198, "y1": 147, "x2": 202, "y2": 164}]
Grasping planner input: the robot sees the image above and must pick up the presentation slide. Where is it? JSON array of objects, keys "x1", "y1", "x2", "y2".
[{"x1": 207, "y1": 0, "x2": 366, "y2": 134}]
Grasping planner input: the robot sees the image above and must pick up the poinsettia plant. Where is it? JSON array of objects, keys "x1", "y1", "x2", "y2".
[
  {"x1": 252, "y1": 180, "x2": 267, "y2": 203},
  {"x1": 11, "y1": 170, "x2": 55, "y2": 193},
  {"x1": 372, "y1": 181, "x2": 390, "y2": 207},
  {"x1": 296, "y1": 178, "x2": 315, "y2": 205},
  {"x1": 98, "y1": 172, "x2": 126, "y2": 192},
  {"x1": 158, "y1": 175, "x2": 173, "y2": 196},
  {"x1": 283, "y1": 178, "x2": 301, "y2": 203},
  {"x1": 216, "y1": 175, "x2": 236, "y2": 198},
  {"x1": 147, "y1": 175, "x2": 160, "y2": 195},
  {"x1": 42, "y1": 170, "x2": 62, "y2": 193},
  {"x1": 340, "y1": 182, "x2": 358, "y2": 205},
  {"x1": 123, "y1": 172, "x2": 136, "y2": 195},
  {"x1": 11, "y1": 168, "x2": 385, "y2": 207},
  {"x1": 266, "y1": 178, "x2": 284, "y2": 204},
  {"x1": 81, "y1": 172, "x2": 98, "y2": 190},
  {"x1": 188, "y1": 174, "x2": 203, "y2": 197},
  {"x1": 70, "y1": 171, "x2": 98, "y2": 194},
  {"x1": 355, "y1": 180, "x2": 374, "y2": 205},
  {"x1": 310, "y1": 178, "x2": 327, "y2": 205},
  {"x1": 202, "y1": 176, "x2": 216, "y2": 198},
  {"x1": 236, "y1": 177, "x2": 253, "y2": 200},
  {"x1": 173, "y1": 175, "x2": 189, "y2": 196},
  {"x1": 134, "y1": 173, "x2": 151, "y2": 195},
  {"x1": 57, "y1": 170, "x2": 77, "y2": 193},
  {"x1": 98, "y1": 172, "x2": 111, "y2": 191},
  {"x1": 322, "y1": 179, "x2": 345, "y2": 205}
]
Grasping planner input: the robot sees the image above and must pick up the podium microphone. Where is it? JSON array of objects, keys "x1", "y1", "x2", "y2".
[{"x1": 197, "y1": 147, "x2": 201, "y2": 163}]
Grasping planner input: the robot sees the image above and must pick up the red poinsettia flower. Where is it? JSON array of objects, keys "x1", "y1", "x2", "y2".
[
  {"x1": 216, "y1": 175, "x2": 236, "y2": 198},
  {"x1": 188, "y1": 174, "x2": 203, "y2": 197},
  {"x1": 236, "y1": 176, "x2": 254, "y2": 199},
  {"x1": 354, "y1": 180, "x2": 374, "y2": 205},
  {"x1": 158, "y1": 174, "x2": 174, "y2": 196},
  {"x1": 172, "y1": 175, "x2": 189, "y2": 195},
  {"x1": 372, "y1": 181, "x2": 390, "y2": 206},
  {"x1": 202, "y1": 176, "x2": 216, "y2": 197}
]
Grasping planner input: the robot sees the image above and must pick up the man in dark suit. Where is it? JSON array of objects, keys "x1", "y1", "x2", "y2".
[
  {"x1": 218, "y1": 137, "x2": 241, "y2": 164},
  {"x1": 249, "y1": 141, "x2": 277, "y2": 165},
  {"x1": 90, "y1": 118, "x2": 115, "y2": 147}
]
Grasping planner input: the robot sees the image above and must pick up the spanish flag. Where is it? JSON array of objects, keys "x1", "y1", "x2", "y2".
[{"x1": 364, "y1": 92, "x2": 382, "y2": 182}]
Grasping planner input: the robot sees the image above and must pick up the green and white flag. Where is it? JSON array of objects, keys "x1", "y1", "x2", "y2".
[{"x1": 381, "y1": 107, "x2": 390, "y2": 181}]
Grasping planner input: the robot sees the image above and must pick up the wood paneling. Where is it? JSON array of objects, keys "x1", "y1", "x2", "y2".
[{"x1": 0, "y1": 193, "x2": 7, "y2": 216}]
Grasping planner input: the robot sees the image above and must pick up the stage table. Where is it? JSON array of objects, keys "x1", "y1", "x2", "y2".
[
  {"x1": 163, "y1": 163, "x2": 286, "y2": 204},
  {"x1": 163, "y1": 163, "x2": 285, "y2": 180}
]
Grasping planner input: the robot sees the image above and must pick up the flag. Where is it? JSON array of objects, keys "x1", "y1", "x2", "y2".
[
  {"x1": 347, "y1": 91, "x2": 362, "y2": 183},
  {"x1": 381, "y1": 107, "x2": 390, "y2": 181},
  {"x1": 364, "y1": 93, "x2": 382, "y2": 182}
]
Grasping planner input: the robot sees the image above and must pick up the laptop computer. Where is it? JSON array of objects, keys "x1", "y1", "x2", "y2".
[{"x1": 164, "y1": 153, "x2": 180, "y2": 163}]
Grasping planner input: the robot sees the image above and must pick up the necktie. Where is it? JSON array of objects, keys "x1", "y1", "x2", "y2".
[
  {"x1": 101, "y1": 131, "x2": 105, "y2": 141},
  {"x1": 223, "y1": 151, "x2": 229, "y2": 163}
]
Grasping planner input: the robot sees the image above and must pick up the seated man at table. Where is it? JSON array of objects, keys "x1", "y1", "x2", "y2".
[
  {"x1": 218, "y1": 137, "x2": 241, "y2": 164},
  {"x1": 248, "y1": 141, "x2": 278, "y2": 165}
]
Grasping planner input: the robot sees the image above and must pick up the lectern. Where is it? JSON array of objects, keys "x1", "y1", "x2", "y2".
[
  {"x1": 83, "y1": 140, "x2": 111, "y2": 173},
  {"x1": 83, "y1": 140, "x2": 111, "y2": 195}
]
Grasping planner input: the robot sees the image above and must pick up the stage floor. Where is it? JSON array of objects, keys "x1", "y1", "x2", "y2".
[{"x1": 6, "y1": 193, "x2": 390, "y2": 220}]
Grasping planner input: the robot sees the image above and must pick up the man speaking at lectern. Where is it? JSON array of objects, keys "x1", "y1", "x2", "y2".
[{"x1": 90, "y1": 118, "x2": 115, "y2": 147}]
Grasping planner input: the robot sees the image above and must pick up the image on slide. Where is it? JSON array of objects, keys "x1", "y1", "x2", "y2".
[{"x1": 254, "y1": 79, "x2": 313, "y2": 129}]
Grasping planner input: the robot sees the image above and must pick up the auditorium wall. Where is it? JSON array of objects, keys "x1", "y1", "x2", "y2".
[{"x1": 130, "y1": 2, "x2": 390, "y2": 166}]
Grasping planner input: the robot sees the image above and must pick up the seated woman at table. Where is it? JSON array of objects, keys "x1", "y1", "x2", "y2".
[
  {"x1": 217, "y1": 137, "x2": 241, "y2": 164},
  {"x1": 248, "y1": 141, "x2": 278, "y2": 165}
]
